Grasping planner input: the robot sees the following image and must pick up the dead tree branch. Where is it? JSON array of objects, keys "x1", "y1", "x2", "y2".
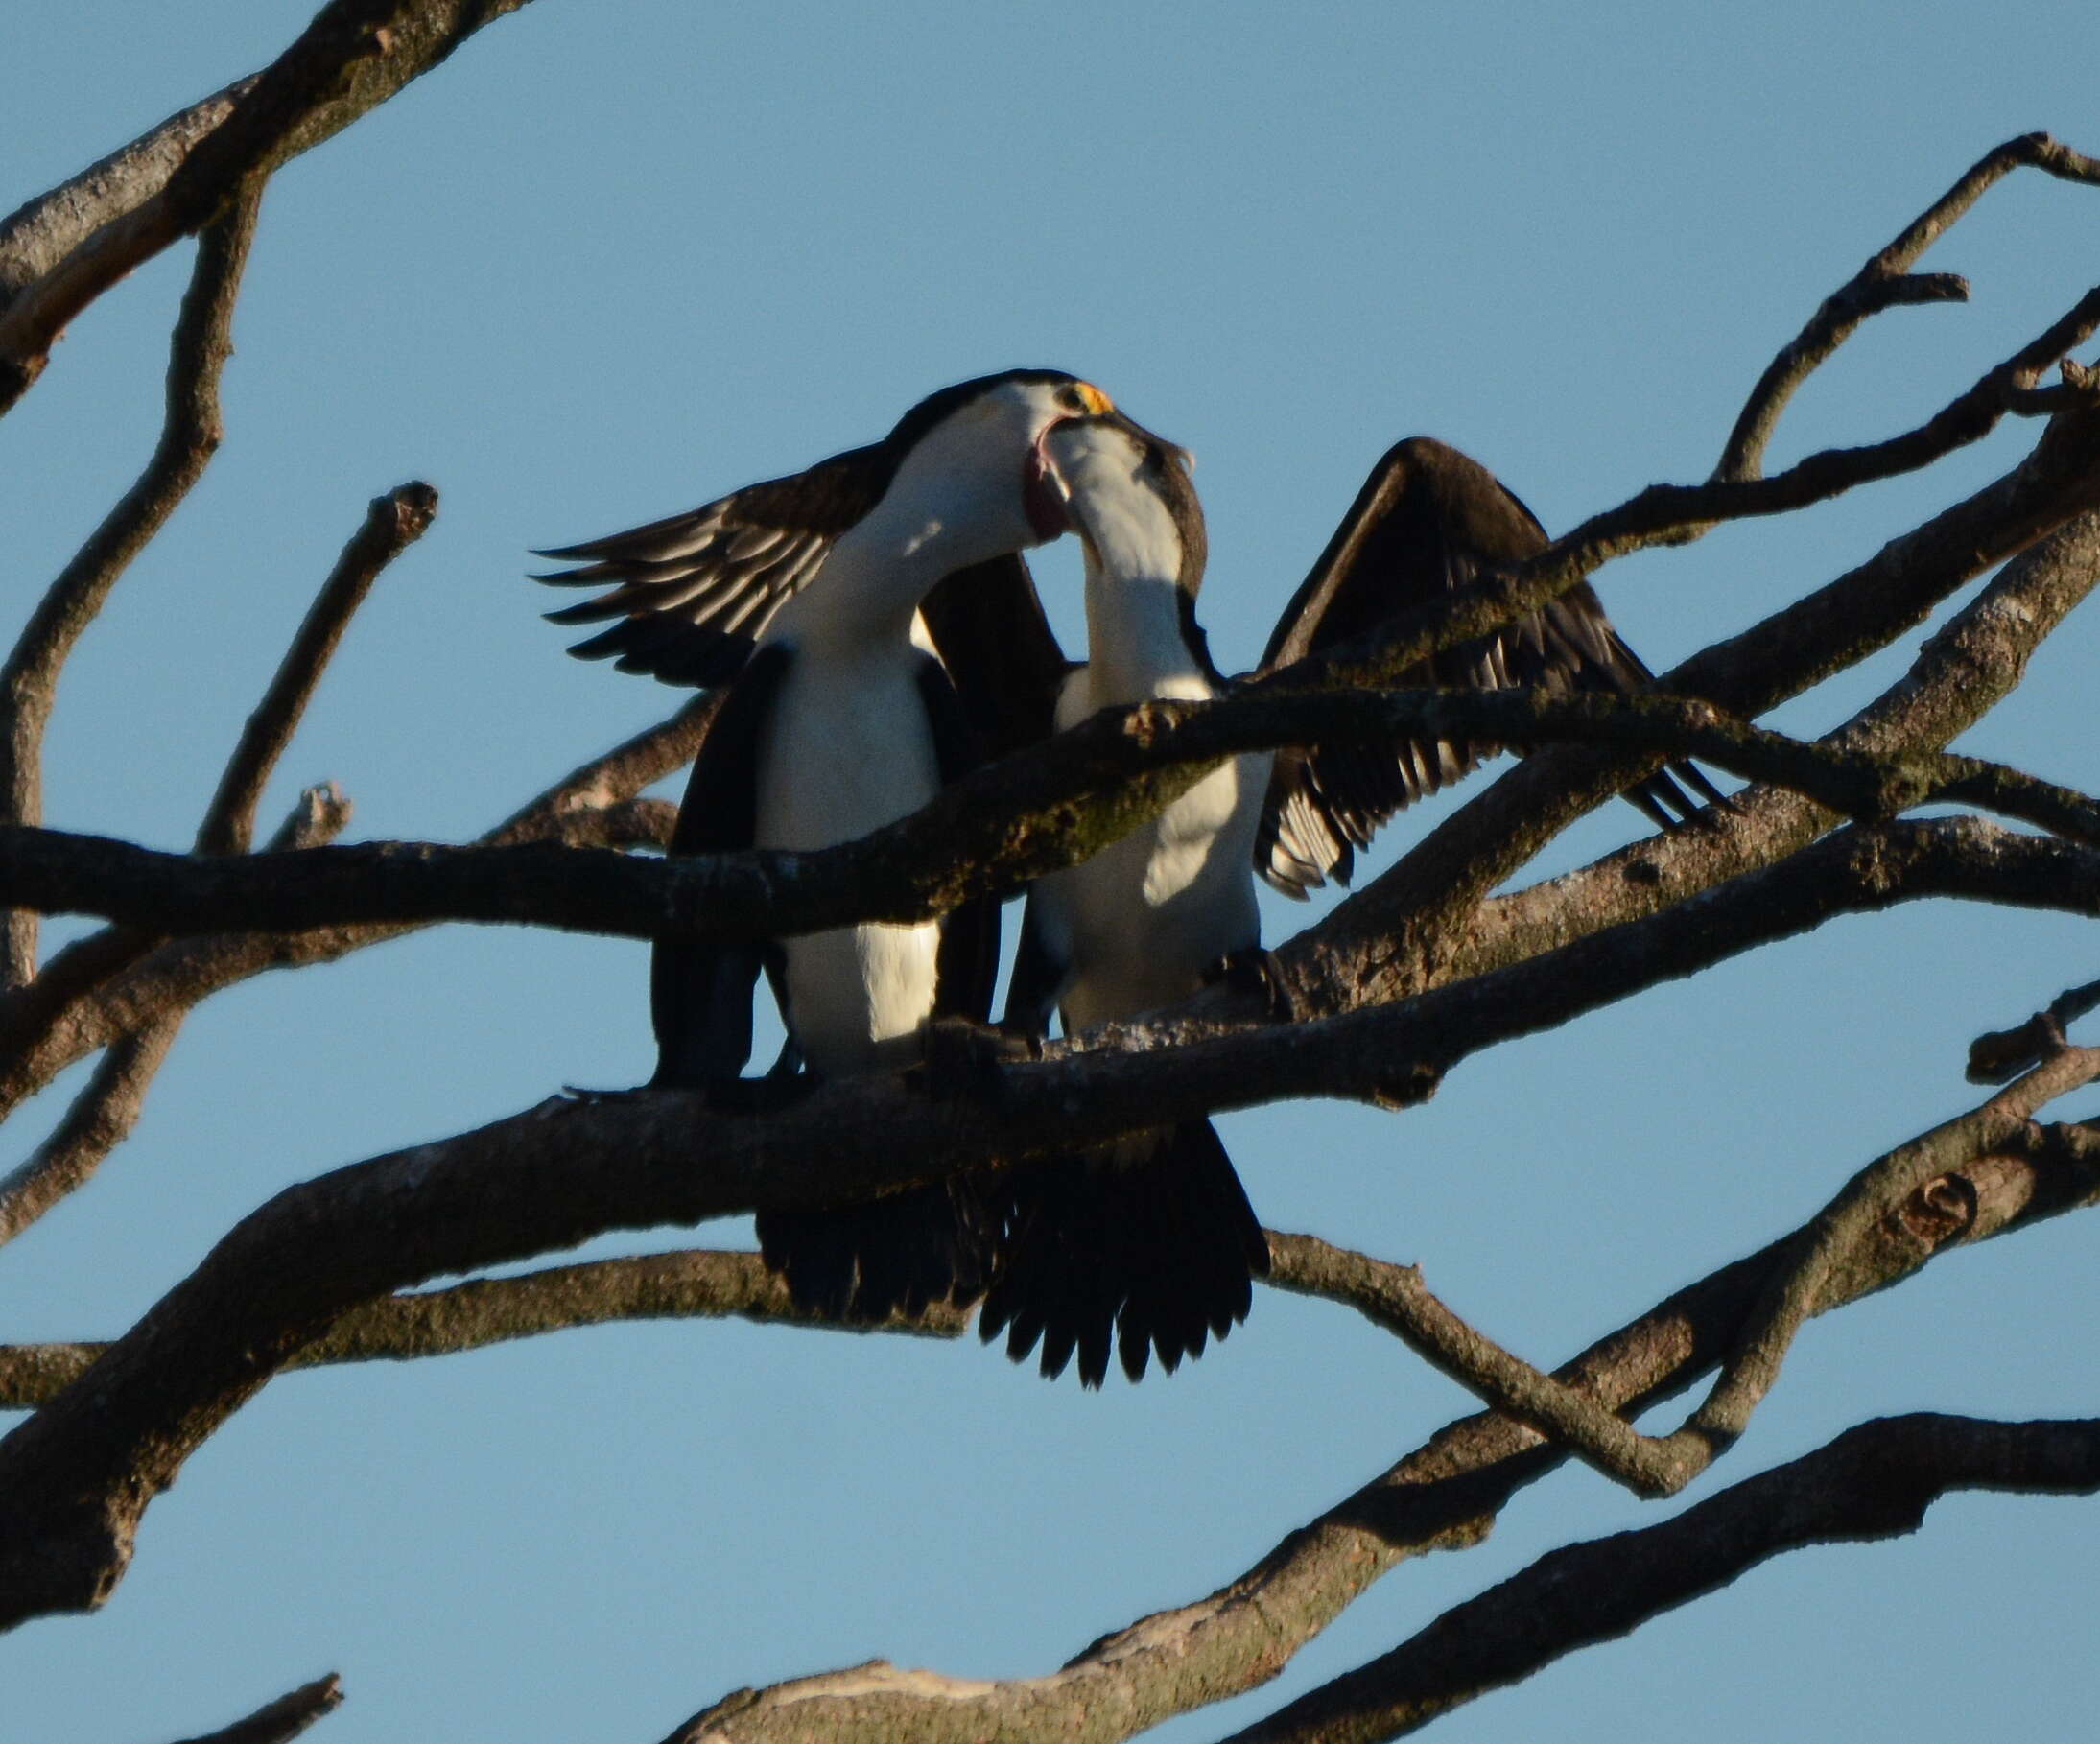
[
  {"x1": 1221, "y1": 1414, "x2": 2100, "y2": 1744},
  {"x1": 1281, "y1": 1050, "x2": 2100, "y2": 1500},
  {"x1": 0, "y1": 184, "x2": 261, "y2": 989},
  {"x1": 197, "y1": 483, "x2": 437, "y2": 855},
  {"x1": 653, "y1": 1142, "x2": 2100, "y2": 1744},
  {"x1": 1719, "y1": 131, "x2": 2100, "y2": 481},
  {"x1": 0, "y1": 1250, "x2": 972, "y2": 1408},
  {"x1": 166, "y1": 1674, "x2": 343, "y2": 1744},
  {"x1": 0, "y1": 699, "x2": 710, "y2": 1125},
  {"x1": 0, "y1": 470, "x2": 415, "y2": 1246},
  {"x1": 0, "y1": 812, "x2": 2094, "y2": 1631},
  {"x1": 0, "y1": 0, "x2": 544, "y2": 412},
  {"x1": 0, "y1": 787, "x2": 353, "y2": 1245}
]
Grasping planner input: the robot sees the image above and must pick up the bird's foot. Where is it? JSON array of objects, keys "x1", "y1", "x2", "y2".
[
  {"x1": 913, "y1": 1017, "x2": 1039, "y2": 1105},
  {"x1": 1203, "y1": 946, "x2": 1297, "y2": 1022}
]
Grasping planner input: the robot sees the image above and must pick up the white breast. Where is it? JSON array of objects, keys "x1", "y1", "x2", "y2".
[
  {"x1": 1034, "y1": 665, "x2": 1267, "y2": 1034},
  {"x1": 755, "y1": 644, "x2": 946, "y2": 1073}
]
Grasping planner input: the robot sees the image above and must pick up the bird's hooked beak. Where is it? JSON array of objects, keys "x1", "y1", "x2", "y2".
[{"x1": 1022, "y1": 382, "x2": 1113, "y2": 541}]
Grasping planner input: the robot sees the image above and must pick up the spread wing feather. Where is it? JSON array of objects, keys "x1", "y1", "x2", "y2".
[
  {"x1": 531, "y1": 442, "x2": 889, "y2": 689},
  {"x1": 1255, "y1": 437, "x2": 1727, "y2": 896}
]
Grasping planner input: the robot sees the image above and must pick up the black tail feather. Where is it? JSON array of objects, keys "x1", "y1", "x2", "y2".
[
  {"x1": 981, "y1": 1121, "x2": 1269, "y2": 1387},
  {"x1": 758, "y1": 1177, "x2": 995, "y2": 1324}
]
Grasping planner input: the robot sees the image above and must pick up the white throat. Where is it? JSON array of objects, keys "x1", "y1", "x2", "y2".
[
  {"x1": 1082, "y1": 562, "x2": 1209, "y2": 705},
  {"x1": 768, "y1": 414, "x2": 1048, "y2": 649}
]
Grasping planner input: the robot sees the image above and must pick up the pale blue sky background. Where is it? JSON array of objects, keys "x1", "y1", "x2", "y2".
[{"x1": 3, "y1": 5, "x2": 2097, "y2": 1741}]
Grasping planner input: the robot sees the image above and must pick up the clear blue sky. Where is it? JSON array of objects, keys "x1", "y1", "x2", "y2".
[{"x1": 4, "y1": 5, "x2": 2097, "y2": 1741}]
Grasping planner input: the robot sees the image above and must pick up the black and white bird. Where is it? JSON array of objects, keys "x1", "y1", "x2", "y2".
[
  {"x1": 983, "y1": 412, "x2": 1272, "y2": 1386},
  {"x1": 980, "y1": 424, "x2": 1726, "y2": 1384},
  {"x1": 536, "y1": 368, "x2": 1115, "y2": 1322},
  {"x1": 1256, "y1": 436, "x2": 1727, "y2": 895}
]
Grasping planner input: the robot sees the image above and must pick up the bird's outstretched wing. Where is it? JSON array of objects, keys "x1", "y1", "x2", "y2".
[
  {"x1": 533, "y1": 442, "x2": 892, "y2": 688},
  {"x1": 1255, "y1": 436, "x2": 1726, "y2": 896}
]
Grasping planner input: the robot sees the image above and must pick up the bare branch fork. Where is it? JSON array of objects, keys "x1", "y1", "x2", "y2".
[
  {"x1": 0, "y1": 0, "x2": 547, "y2": 413},
  {"x1": 0, "y1": 482, "x2": 437, "y2": 1247},
  {"x1": 1221, "y1": 1414, "x2": 2100, "y2": 1744},
  {"x1": 649, "y1": 1125, "x2": 2100, "y2": 1744}
]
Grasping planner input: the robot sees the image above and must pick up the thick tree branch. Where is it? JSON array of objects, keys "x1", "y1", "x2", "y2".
[
  {"x1": 0, "y1": 812, "x2": 2093, "y2": 1631},
  {"x1": 654, "y1": 1142, "x2": 2100, "y2": 1744},
  {"x1": 4, "y1": 675, "x2": 2098, "y2": 957},
  {"x1": 0, "y1": 0, "x2": 542, "y2": 411},
  {"x1": 0, "y1": 1250, "x2": 972, "y2": 1408},
  {"x1": 168, "y1": 1674, "x2": 343, "y2": 1744},
  {"x1": 0, "y1": 184, "x2": 261, "y2": 989},
  {"x1": 0, "y1": 80, "x2": 256, "y2": 304},
  {"x1": 0, "y1": 700, "x2": 710, "y2": 1125},
  {"x1": 1222, "y1": 1414, "x2": 2100, "y2": 1744},
  {"x1": 197, "y1": 483, "x2": 437, "y2": 856},
  {"x1": 1720, "y1": 132, "x2": 2100, "y2": 481}
]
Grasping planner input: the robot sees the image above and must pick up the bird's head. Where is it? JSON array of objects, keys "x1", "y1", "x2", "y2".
[
  {"x1": 1043, "y1": 409, "x2": 1207, "y2": 595},
  {"x1": 881, "y1": 370, "x2": 1116, "y2": 557}
]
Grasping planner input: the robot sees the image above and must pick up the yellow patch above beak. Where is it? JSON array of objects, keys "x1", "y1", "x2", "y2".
[{"x1": 1075, "y1": 382, "x2": 1114, "y2": 416}]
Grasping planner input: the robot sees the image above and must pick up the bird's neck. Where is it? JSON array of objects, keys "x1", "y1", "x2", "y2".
[
  {"x1": 1083, "y1": 563, "x2": 1210, "y2": 705},
  {"x1": 779, "y1": 466, "x2": 1030, "y2": 650}
]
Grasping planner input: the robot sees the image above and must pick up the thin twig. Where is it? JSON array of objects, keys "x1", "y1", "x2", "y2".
[
  {"x1": 197, "y1": 483, "x2": 437, "y2": 856},
  {"x1": 167, "y1": 1674, "x2": 343, "y2": 1744},
  {"x1": 1719, "y1": 132, "x2": 2100, "y2": 482}
]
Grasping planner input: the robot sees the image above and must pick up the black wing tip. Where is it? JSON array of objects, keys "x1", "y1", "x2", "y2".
[
  {"x1": 1630, "y1": 762, "x2": 1736, "y2": 831},
  {"x1": 556, "y1": 620, "x2": 758, "y2": 688}
]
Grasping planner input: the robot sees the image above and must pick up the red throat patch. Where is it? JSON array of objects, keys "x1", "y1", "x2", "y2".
[{"x1": 1022, "y1": 430, "x2": 1070, "y2": 541}]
